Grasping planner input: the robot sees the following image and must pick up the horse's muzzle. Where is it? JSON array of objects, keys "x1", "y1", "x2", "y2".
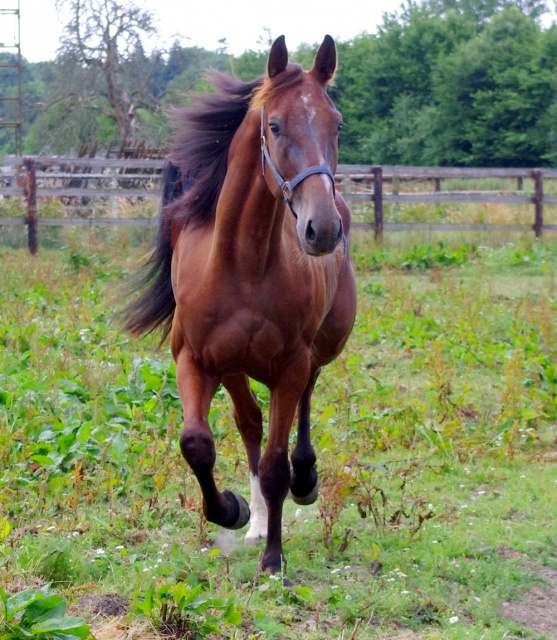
[{"x1": 302, "y1": 216, "x2": 343, "y2": 256}]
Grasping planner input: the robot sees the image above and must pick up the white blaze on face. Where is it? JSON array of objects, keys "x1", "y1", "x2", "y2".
[
  {"x1": 301, "y1": 93, "x2": 316, "y2": 126},
  {"x1": 301, "y1": 93, "x2": 331, "y2": 193},
  {"x1": 245, "y1": 474, "x2": 268, "y2": 545}
]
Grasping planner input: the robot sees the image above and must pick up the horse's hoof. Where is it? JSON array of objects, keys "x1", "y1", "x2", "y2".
[
  {"x1": 223, "y1": 490, "x2": 251, "y2": 530},
  {"x1": 289, "y1": 479, "x2": 319, "y2": 505},
  {"x1": 262, "y1": 559, "x2": 287, "y2": 577},
  {"x1": 245, "y1": 517, "x2": 267, "y2": 545},
  {"x1": 245, "y1": 531, "x2": 266, "y2": 546}
]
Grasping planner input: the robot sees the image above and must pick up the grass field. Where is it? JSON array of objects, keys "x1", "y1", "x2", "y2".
[{"x1": 0, "y1": 228, "x2": 556, "y2": 640}]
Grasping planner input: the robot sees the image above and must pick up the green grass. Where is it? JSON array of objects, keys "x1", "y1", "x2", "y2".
[{"x1": 1, "y1": 231, "x2": 556, "y2": 639}]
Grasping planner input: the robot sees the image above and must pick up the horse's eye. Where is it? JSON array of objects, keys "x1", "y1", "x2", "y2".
[
  {"x1": 269, "y1": 122, "x2": 281, "y2": 136},
  {"x1": 337, "y1": 121, "x2": 344, "y2": 133}
]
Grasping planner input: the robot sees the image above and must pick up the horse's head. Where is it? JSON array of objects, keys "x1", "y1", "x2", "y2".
[{"x1": 257, "y1": 35, "x2": 344, "y2": 256}]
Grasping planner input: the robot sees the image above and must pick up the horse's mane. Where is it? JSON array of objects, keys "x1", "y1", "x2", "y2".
[
  {"x1": 163, "y1": 64, "x2": 305, "y2": 227},
  {"x1": 162, "y1": 71, "x2": 260, "y2": 227}
]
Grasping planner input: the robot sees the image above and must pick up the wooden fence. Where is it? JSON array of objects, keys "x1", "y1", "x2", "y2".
[{"x1": 1, "y1": 156, "x2": 557, "y2": 253}]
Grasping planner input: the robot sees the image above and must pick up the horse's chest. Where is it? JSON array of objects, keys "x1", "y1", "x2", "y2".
[{"x1": 181, "y1": 290, "x2": 318, "y2": 378}]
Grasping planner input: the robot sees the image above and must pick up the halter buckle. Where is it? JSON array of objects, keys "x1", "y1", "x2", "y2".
[{"x1": 282, "y1": 182, "x2": 293, "y2": 201}]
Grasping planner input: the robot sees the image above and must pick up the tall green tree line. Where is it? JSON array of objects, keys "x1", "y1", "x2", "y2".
[{"x1": 1, "y1": 0, "x2": 556, "y2": 166}]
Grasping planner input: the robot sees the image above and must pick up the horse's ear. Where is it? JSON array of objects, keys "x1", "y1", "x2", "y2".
[
  {"x1": 311, "y1": 35, "x2": 337, "y2": 84},
  {"x1": 267, "y1": 35, "x2": 288, "y2": 78}
]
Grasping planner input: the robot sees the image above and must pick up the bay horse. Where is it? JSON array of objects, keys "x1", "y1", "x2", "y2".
[{"x1": 123, "y1": 35, "x2": 357, "y2": 576}]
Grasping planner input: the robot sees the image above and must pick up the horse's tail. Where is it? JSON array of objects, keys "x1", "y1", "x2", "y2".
[{"x1": 120, "y1": 162, "x2": 181, "y2": 341}]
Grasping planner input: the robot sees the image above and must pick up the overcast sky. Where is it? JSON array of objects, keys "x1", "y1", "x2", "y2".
[{"x1": 0, "y1": 0, "x2": 404, "y2": 62}]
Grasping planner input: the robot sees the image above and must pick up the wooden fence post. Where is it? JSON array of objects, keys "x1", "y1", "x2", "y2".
[
  {"x1": 372, "y1": 166, "x2": 383, "y2": 243},
  {"x1": 25, "y1": 158, "x2": 38, "y2": 255},
  {"x1": 532, "y1": 169, "x2": 543, "y2": 238},
  {"x1": 392, "y1": 175, "x2": 400, "y2": 196},
  {"x1": 434, "y1": 178, "x2": 441, "y2": 192}
]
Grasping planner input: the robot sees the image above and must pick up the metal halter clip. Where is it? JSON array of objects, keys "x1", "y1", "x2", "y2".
[{"x1": 282, "y1": 182, "x2": 293, "y2": 201}]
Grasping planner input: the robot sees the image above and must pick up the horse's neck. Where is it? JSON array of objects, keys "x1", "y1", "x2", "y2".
[{"x1": 212, "y1": 113, "x2": 289, "y2": 277}]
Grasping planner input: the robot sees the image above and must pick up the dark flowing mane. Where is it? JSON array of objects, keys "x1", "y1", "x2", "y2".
[
  {"x1": 164, "y1": 70, "x2": 264, "y2": 226},
  {"x1": 121, "y1": 71, "x2": 262, "y2": 339}
]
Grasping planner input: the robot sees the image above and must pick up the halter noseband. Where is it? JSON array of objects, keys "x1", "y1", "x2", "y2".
[{"x1": 260, "y1": 108, "x2": 336, "y2": 214}]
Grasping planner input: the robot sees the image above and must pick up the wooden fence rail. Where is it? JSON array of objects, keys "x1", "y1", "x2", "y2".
[{"x1": 1, "y1": 157, "x2": 557, "y2": 253}]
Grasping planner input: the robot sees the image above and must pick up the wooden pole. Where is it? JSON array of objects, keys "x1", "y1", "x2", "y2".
[
  {"x1": 532, "y1": 169, "x2": 543, "y2": 238},
  {"x1": 372, "y1": 166, "x2": 383, "y2": 243},
  {"x1": 392, "y1": 175, "x2": 400, "y2": 196},
  {"x1": 25, "y1": 158, "x2": 38, "y2": 255}
]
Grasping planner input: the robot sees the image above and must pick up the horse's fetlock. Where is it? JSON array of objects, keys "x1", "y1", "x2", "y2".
[{"x1": 291, "y1": 447, "x2": 316, "y2": 471}]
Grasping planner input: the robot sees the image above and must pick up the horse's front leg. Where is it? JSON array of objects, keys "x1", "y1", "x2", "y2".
[
  {"x1": 176, "y1": 349, "x2": 250, "y2": 529},
  {"x1": 259, "y1": 358, "x2": 310, "y2": 576},
  {"x1": 223, "y1": 374, "x2": 267, "y2": 545},
  {"x1": 290, "y1": 367, "x2": 320, "y2": 505}
]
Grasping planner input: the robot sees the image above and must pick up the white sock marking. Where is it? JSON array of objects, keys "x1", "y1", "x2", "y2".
[{"x1": 245, "y1": 474, "x2": 268, "y2": 545}]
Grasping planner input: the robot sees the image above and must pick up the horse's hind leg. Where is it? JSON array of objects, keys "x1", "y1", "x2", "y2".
[
  {"x1": 290, "y1": 368, "x2": 320, "y2": 505},
  {"x1": 223, "y1": 374, "x2": 267, "y2": 544},
  {"x1": 176, "y1": 351, "x2": 250, "y2": 529}
]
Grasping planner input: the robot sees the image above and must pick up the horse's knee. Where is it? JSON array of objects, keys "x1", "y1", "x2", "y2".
[
  {"x1": 259, "y1": 452, "x2": 290, "y2": 503},
  {"x1": 179, "y1": 428, "x2": 216, "y2": 470}
]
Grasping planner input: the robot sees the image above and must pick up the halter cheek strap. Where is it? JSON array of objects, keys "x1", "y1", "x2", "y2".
[{"x1": 260, "y1": 108, "x2": 336, "y2": 211}]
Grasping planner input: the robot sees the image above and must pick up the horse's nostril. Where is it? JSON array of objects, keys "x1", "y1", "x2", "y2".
[
  {"x1": 337, "y1": 220, "x2": 343, "y2": 242},
  {"x1": 306, "y1": 220, "x2": 316, "y2": 243}
]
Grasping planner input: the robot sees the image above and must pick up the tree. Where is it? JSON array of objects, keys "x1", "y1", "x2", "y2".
[
  {"x1": 432, "y1": 7, "x2": 556, "y2": 165},
  {"x1": 426, "y1": 0, "x2": 550, "y2": 27},
  {"x1": 331, "y1": 3, "x2": 475, "y2": 162},
  {"x1": 54, "y1": 0, "x2": 164, "y2": 146}
]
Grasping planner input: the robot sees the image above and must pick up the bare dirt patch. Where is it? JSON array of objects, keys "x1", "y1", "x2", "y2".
[
  {"x1": 76, "y1": 593, "x2": 130, "y2": 617},
  {"x1": 502, "y1": 565, "x2": 557, "y2": 639}
]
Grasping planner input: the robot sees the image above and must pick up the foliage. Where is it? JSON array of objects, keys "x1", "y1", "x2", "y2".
[
  {"x1": 351, "y1": 240, "x2": 478, "y2": 271},
  {"x1": 0, "y1": 585, "x2": 94, "y2": 640},
  {"x1": 131, "y1": 580, "x2": 241, "y2": 638},
  {"x1": 332, "y1": 2, "x2": 557, "y2": 166},
  {"x1": 331, "y1": 4, "x2": 476, "y2": 163},
  {"x1": 430, "y1": 7, "x2": 557, "y2": 166}
]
